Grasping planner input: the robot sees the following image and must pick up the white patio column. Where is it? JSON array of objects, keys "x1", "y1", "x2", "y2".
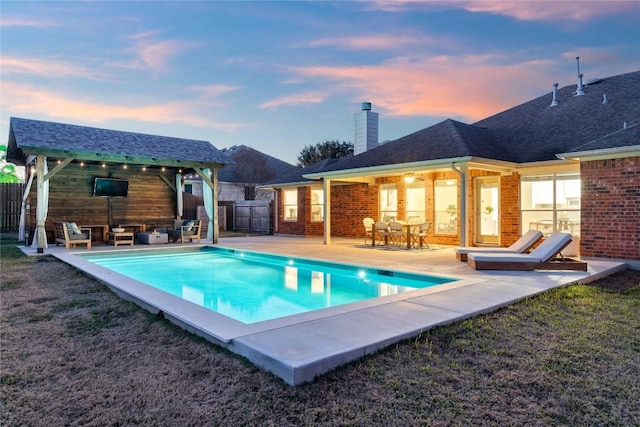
[
  {"x1": 32, "y1": 156, "x2": 49, "y2": 253},
  {"x1": 323, "y1": 178, "x2": 331, "y2": 245}
]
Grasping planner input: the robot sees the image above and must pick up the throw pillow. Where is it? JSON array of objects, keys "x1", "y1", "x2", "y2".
[
  {"x1": 68, "y1": 222, "x2": 82, "y2": 235},
  {"x1": 185, "y1": 221, "x2": 195, "y2": 232}
]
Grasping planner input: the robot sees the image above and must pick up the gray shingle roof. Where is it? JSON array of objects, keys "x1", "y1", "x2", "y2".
[
  {"x1": 217, "y1": 145, "x2": 300, "y2": 183},
  {"x1": 7, "y1": 117, "x2": 229, "y2": 167},
  {"x1": 263, "y1": 157, "x2": 340, "y2": 186},
  {"x1": 474, "y1": 71, "x2": 640, "y2": 162},
  {"x1": 293, "y1": 70, "x2": 640, "y2": 181}
]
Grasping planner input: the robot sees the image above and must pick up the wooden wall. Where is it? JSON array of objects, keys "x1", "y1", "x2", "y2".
[{"x1": 27, "y1": 161, "x2": 178, "y2": 243}]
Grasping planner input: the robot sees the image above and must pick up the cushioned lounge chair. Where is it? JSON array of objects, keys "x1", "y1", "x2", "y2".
[
  {"x1": 168, "y1": 219, "x2": 201, "y2": 244},
  {"x1": 54, "y1": 221, "x2": 92, "y2": 250},
  {"x1": 455, "y1": 230, "x2": 543, "y2": 261},
  {"x1": 467, "y1": 232, "x2": 587, "y2": 271}
]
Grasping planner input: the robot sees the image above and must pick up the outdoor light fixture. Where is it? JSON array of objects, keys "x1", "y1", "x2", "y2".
[{"x1": 404, "y1": 173, "x2": 415, "y2": 183}]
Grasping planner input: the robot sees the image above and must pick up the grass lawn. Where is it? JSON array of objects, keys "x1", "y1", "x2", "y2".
[{"x1": 1, "y1": 232, "x2": 639, "y2": 426}]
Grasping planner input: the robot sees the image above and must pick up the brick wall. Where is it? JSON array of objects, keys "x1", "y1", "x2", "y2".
[{"x1": 580, "y1": 157, "x2": 640, "y2": 260}]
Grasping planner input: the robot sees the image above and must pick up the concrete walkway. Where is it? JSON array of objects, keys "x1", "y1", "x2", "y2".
[{"x1": 22, "y1": 236, "x2": 627, "y2": 385}]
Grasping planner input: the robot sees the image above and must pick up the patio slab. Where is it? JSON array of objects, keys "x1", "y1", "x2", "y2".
[{"x1": 21, "y1": 235, "x2": 628, "y2": 385}]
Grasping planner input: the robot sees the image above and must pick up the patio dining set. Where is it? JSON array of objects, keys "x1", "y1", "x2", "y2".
[{"x1": 363, "y1": 217, "x2": 431, "y2": 250}]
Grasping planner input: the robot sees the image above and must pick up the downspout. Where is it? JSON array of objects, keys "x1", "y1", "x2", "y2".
[{"x1": 450, "y1": 162, "x2": 467, "y2": 247}]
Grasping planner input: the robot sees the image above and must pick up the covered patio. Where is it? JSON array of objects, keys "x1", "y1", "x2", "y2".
[{"x1": 24, "y1": 234, "x2": 627, "y2": 385}]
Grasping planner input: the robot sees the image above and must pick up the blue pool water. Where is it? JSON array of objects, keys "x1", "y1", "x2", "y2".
[{"x1": 80, "y1": 247, "x2": 454, "y2": 324}]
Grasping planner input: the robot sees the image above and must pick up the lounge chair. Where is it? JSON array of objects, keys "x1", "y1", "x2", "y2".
[
  {"x1": 168, "y1": 219, "x2": 201, "y2": 244},
  {"x1": 54, "y1": 221, "x2": 92, "y2": 250},
  {"x1": 455, "y1": 230, "x2": 543, "y2": 261},
  {"x1": 467, "y1": 232, "x2": 587, "y2": 271}
]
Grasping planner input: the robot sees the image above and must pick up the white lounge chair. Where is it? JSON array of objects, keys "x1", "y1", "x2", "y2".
[
  {"x1": 455, "y1": 230, "x2": 543, "y2": 261},
  {"x1": 467, "y1": 232, "x2": 587, "y2": 271}
]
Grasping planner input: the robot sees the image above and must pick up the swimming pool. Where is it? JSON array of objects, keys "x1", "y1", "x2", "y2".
[{"x1": 80, "y1": 247, "x2": 454, "y2": 324}]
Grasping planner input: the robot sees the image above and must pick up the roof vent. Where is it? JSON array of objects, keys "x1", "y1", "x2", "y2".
[
  {"x1": 574, "y1": 57, "x2": 585, "y2": 96},
  {"x1": 623, "y1": 122, "x2": 628, "y2": 129},
  {"x1": 550, "y1": 83, "x2": 559, "y2": 107},
  {"x1": 602, "y1": 94, "x2": 608, "y2": 104}
]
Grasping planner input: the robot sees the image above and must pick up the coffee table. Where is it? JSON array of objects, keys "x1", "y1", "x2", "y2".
[{"x1": 108, "y1": 232, "x2": 134, "y2": 246}]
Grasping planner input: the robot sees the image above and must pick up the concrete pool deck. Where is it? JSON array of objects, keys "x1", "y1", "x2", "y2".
[{"x1": 20, "y1": 236, "x2": 628, "y2": 385}]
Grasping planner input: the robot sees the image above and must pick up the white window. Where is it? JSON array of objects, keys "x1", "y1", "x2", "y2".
[
  {"x1": 521, "y1": 173, "x2": 581, "y2": 236},
  {"x1": 283, "y1": 189, "x2": 298, "y2": 221},
  {"x1": 435, "y1": 179, "x2": 457, "y2": 234},
  {"x1": 405, "y1": 182, "x2": 425, "y2": 223},
  {"x1": 311, "y1": 189, "x2": 324, "y2": 222},
  {"x1": 379, "y1": 184, "x2": 397, "y2": 222}
]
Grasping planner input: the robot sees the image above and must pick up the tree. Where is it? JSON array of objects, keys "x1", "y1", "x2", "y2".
[
  {"x1": 296, "y1": 140, "x2": 353, "y2": 167},
  {"x1": 0, "y1": 145, "x2": 21, "y2": 183},
  {"x1": 229, "y1": 147, "x2": 276, "y2": 200}
]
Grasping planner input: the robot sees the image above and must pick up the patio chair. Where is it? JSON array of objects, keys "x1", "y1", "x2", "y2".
[
  {"x1": 467, "y1": 232, "x2": 587, "y2": 271},
  {"x1": 362, "y1": 217, "x2": 375, "y2": 245},
  {"x1": 168, "y1": 219, "x2": 201, "y2": 244},
  {"x1": 455, "y1": 230, "x2": 543, "y2": 261},
  {"x1": 388, "y1": 221, "x2": 405, "y2": 248},
  {"x1": 374, "y1": 221, "x2": 390, "y2": 247},
  {"x1": 54, "y1": 221, "x2": 92, "y2": 250},
  {"x1": 410, "y1": 221, "x2": 431, "y2": 249}
]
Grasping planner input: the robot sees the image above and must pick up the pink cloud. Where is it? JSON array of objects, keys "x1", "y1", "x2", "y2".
[
  {"x1": 366, "y1": 1, "x2": 638, "y2": 22},
  {"x1": 282, "y1": 55, "x2": 561, "y2": 120},
  {"x1": 0, "y1": 16, "x2": 58, "y2": 28},
  {"x1": 259, "y1": 91, "x2": 328, "y2": 109},
  {"x1": 0, "y1": 56, "x2": 106, "y2": 80},
  {"x1": 299, "y1": 34, "x2": 436, "y2": 50},
  {"x1": 1, "y1": 81, "x2": 243, "y2": 131},
  {"x1": 109, "y1": 32, "x2": 193, "y2": 72}
]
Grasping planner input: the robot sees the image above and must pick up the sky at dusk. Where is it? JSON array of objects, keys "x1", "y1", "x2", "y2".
[{"x1": 1, "y1": 1, "x2": 639, "y2": 167}]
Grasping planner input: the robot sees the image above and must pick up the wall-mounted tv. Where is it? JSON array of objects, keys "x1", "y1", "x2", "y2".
[{"x1": 93, "y1": 177, "x2": 129, "y2": 197}]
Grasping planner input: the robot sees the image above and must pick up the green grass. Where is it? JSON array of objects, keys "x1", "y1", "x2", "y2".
[{"x1": 1, "y1": 230, "x2": 638, "y2": 426}]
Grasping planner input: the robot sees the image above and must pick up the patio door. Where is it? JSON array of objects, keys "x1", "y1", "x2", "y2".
[{"x1": 475, "y1": 177, "x2": 499, "y2": 244}]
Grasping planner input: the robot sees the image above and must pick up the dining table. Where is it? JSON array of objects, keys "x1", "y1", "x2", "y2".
[{"x1": 371, "y1": 222, "x2": 420, "y2": 249}]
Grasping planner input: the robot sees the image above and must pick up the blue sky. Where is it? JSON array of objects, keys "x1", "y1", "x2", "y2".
[{"x1": 2, "y1": 1, "x2": 639, "y2": 167}]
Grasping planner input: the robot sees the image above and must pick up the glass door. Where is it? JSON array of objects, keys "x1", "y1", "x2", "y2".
[{"x1": 475, "y1": 177, "x2": 499, "y2": 244}]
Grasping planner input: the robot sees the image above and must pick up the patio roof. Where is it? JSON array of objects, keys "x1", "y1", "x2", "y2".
[{"x1": 7, "y1": 117, "x2": 230, "y2": 170}]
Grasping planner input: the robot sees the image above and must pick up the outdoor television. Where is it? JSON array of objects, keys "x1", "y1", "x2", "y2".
[{"x1": 93, "y1": 177, "x2": 129, "y2": 197}]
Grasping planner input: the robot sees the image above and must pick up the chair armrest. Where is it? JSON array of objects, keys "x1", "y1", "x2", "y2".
[{"x1": 80, "y1": 227, "x2": 92, "y2": 239}]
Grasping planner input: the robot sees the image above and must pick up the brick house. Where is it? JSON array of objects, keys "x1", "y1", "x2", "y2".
[{"x1": 265, "y1": 71, "x2": 639, "y2": 266}]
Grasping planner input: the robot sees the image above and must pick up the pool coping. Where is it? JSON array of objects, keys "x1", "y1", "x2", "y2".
[{"x1": 41, "y1": 237, "x2": 627, "y2": 385}]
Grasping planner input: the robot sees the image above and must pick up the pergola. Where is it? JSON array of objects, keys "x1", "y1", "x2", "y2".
[{"x1": 7, "y1": 117, "x2": 229, "y2": 253}]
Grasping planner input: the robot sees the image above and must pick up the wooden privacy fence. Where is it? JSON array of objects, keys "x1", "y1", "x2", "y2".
[
  {"x1": 1, "y1": 183, "x2": 27, "y2": 231},
  {"x1": 234, "y1": 200, "x2": 272, "y2": 234}
]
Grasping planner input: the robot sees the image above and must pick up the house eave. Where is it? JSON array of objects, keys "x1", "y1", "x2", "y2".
[
  {"x1": 17, "y1": 146, "x2": 227, "y2": 169},
  {"x1": 303, "y1": 156, "x2": 475, "y2": 180},
  {"x1": 556, "y1": 146, "x2": 640, "y2": 162}
]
